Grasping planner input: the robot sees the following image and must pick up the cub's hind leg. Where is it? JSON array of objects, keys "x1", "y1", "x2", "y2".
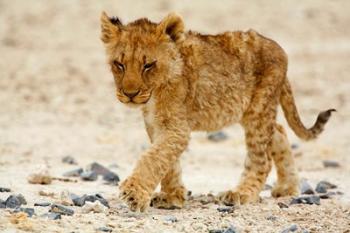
[
  {"x1": 270, "y1": 123, "x2": 299, "y2": 197},
  {"x1": 150, "y1": 159, "x2": 187, "y2": 209}
]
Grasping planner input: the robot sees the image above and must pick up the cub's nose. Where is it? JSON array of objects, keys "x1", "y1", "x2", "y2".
[{"x1": 123, "y1": 90, "x2": 140, "y2": 99}]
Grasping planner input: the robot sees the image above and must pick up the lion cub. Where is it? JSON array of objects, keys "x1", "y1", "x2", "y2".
[{"x1": 100, "y1": 12, "x2": 334, "y2": 212}]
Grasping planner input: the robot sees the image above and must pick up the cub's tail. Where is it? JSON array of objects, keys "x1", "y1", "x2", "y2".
[{"x1": 280, "y1": 79, "x2": 335, "y2": 141}]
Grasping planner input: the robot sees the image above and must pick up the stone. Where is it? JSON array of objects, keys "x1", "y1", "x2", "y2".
[
  {"x1": 34, "y1": 202, "x2": 51, "y2": 207},
  {"x1": 62, "y1": 155, "x2": 78, "y2": 165},
  {"x1": 322, "y1": 160, "x2": 340, "y2": 168},
  {"x1": 0, "y1": 187, "x2": 11, "y2": 192},
  {"x1": 63, "y1": 168, "x2": 83, "y2": 177},
  {"x1": 14, "y1": 208, "x2": 35, "y2": 217},
  {"x1": 72, "y1": 194, "x2": 109, "y2": 208},
  {"x1": 103, "y1": 172, "x2": 120, "y2": 185},
  {"x1": 267, "y1": 215, "x2": 277, "y2": 221},
  {"x1": 80, "y1": 171, "x2": 98, "y2": 181},
  {"x1": 300, "y1": 179, "x2": 314, "y2": 194},
  {"x1": 50, "y1": 204, "x2": 74, "y2": 216},
  {"x1": 207, "y1": 131, "x2": 228, "y2": 142},
  {"x1": 27, "y1": 172, "x2": 52, "y2": 185},
  {"x1": 291, "y1": 143, "x2": 299, "y2": 150},
  {"x1": 163, "y1": 215, "x2": 177, "y2": 223},
  {"x1": 81, "y1": 201, "x2": 108, "y2": 213},
  {"x1": 16, "y1": 194, "x2": 27, "y2": 205},
  {"x1": 277, "y1": 202, "x2": 289, "y2": 209},
  {"x1": 88, "y1": 162, "x2": 111, "y2": 176},
  {"x1": 0, "y1": 200, "x2": 6, "y2": 208},
  {"x1": 224, "y1": 226, "x2": 237, "y2": 233},
  {"x1": 281, "y1": 224, "x2": 298, "y2": 233},
  {"x1": 217, "y1": 206, "x2": 234, "y2": 213},
  {"x1": 97, "y1": 227, "x2": 112, "y2": 232},
  {"x1": 290, "y1": 196, "x2": 320, "y2": 205},
  {"x1": 5, "y1": 195, "x2": 26, "y2": 209},
  {"x1": 315, "y1": 181, "x2": 337, "y2": 193},
  {"x1": 319, "y1": 192, "x2": 336, "y2": 199},
  {"x1": 209, "y1": 230, "x2": 224, "y2": 233},
  {"x1": 42, "y1": 212, "x2": 61, "y2": 220}
]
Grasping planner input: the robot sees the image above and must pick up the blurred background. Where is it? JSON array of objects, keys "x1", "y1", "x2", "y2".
[{"x1": 1, "y1": 0, "x2": 350, "y2": 208}]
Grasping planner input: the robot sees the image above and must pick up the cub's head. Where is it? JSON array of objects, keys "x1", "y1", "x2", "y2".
[{"x1": 100, "y1": 12, "x2": 184, "y2": 106}]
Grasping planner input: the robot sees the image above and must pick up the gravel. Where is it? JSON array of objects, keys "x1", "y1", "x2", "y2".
[
  {"x1": 0, "y1": 187, "x2": 11, "y2": 192},
  {"x1": 50, "y1": 204, "x2": 74, "y2": 216},
  {"x1": 34, "y1": 202, "x2": 51, "y2": 207},
  {"x1": 322, "y1": 160, "x2": 340, "y2": 168},
  {"x1": 63, "y1": 168, "x2": 84, "y2": 177},
  {"x1": 217, "y1": 206, "x2": 235, "y2": 213},
  {"x1": 207, "y1": 131, "x2": 228, "y2": 142},
  {"x1": 290, "y1": 196, "x2": 320, "y2": 205},
  {"x1": 80, "y1": 171, "x2": 98, "y2": 181},
  {"x1": 62, "y1": 155, "x2": 78, "y2": 165},
  {"x1": 14, "y1": 207, "x2": 35, "y2": 217},
  {"x1": 315, "y1": 181, "x2": 337, "y2": 193},
  {"x1": 71, "y1": 194, "x2": 109, "y2": 208},
  {"x1": 280, "y1": 224, "x2": 298, "y2": 233}
]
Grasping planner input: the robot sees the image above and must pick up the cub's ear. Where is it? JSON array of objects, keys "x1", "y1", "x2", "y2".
[
  {"x1": 157, "y1": 13, "x2": 184, "y2": 42},
  {"x1": 100, "y1": 11, "x2": 122, "y2": 44}
]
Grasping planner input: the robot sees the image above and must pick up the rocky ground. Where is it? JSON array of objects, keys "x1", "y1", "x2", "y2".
[{"x1": 0, "y1": 0, "x2": 350, "y2": 232}]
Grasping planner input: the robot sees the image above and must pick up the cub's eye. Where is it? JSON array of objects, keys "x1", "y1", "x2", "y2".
[
  {"x1": 143, "y1": 60, "x2": 157, "y2": 71},
  {"x1": 113, "y1": 61, "x2": 125, "y2": 72}
]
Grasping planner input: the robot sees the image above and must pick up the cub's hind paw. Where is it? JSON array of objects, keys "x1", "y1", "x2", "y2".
[{"x1": 150, "y1": 189, "x2": 186, "y2": 209}]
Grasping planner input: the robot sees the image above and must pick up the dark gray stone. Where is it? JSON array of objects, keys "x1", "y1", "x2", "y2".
[
  {"x1": 223, "y1": 226, "x2": 237, "y2": 233},
  {"x1": 0, "y1": 187, "x2": 11, "y2": 192},
  {"x1": 207, "y1": 131, "x2": 228, "y2": 142},
  {"x1": 71, "y1": 194, "x2": 109, "y2": 208},
  {"x1": 300, "y1": 179, "x2": 314, "y2": 194},
  {"x1": 281, "y1": 224, "x2": 298, "y2": 233},
  {"x1": 62, "y1": 155, "x2": 78, "y2": 165},
  {"x1": 63, "y1": 168, "x2": 84, "y2": 177},
  {"x1": 319, "y1": 192, "x2": 336, "y2": 199},
  {"x1": 209, "y1": 230, "x2": 224, "y2": 233},
  {"x1": 315, "y1": 181, "x2": 337, "y2": 193},
  {"x1": 89, "y1": 162, "x2": 111, "y2": 176},
  {"x1": 103, "y1": 172, "x2": 120, "y2": 185},
  {"x1": 16, "y1": 194, "x2": 27, "y2": 205},
  {"x1": 290, "y1": 196, "x2": 320, "y2": 205},
  {"x1": 14, "y1": 207, "x2": 35, "y2": 217},
  {"x1": 0, "y1": 200, "x2": 6, "y2": 208},
  {"x1": 97, "y1": 227, "x2": 112, "y2": 232},
  {"x1": 291, "y1": 143, "x2": 299, "y2": 150},
  {"x1": 322, "y1": 160, "x2": 340, "y2": 168},
  {"x1": 5, "y1": 195, "x2": 22, "y2": 208},
  {"x1": 50, "y1": 204, "x2": 74, "y2": 216},
  {"x1": 217, "y1": 206, "x2": 234, "y2": 213},
  {"x1": 277, "y1": 202, "x2": 289, "y2": 208},
  {"x1": 80, "y1": 171, "x2": 98, "y2": 181},
  {"x1": 34, "y1": 202, "x2": 51, "y2": 207}
]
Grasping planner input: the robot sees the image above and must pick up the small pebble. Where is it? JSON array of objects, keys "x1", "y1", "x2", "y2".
[
  {"x1": 5, "y1": 195, "x2": 26, "y2": 209},
  {"x1": 89, "y1": 162, "x2": 111, "y2": 176},
  {"x1": 0, "y1": 187, "x2": 11, "y2": 192},
  {"x1": 319, "y1": 192, "x2": 336, "y2": 199},
  {"x1": 62, "y1": 155, "x2": 78, "y2": 165},
  {"x1": 63, "y1": 168, "x2": 83, "y2": 177},
  {"x1": 72, "y1": 194, "x2": 109, "y2": 208},
  {"x1": 207, "y1": 131, "x2": 228, "y2": 142},
  {"x1": 224, "y1": 226, "x2": 238, "y2": 233},
  {"x1": 277, "y1": 202, "x2": 289, "y2": 209},
  {"x1": 290, "y1": 196, "x2": 320, "y2": 205},
  {"x1": 97, "y1": 227, "x2": 112, "y2": 232},
  {"x1": 209, "y1": 230, "x2": 224, "y2": 233},
  {"x1": 300, "y1": 179, "x2": 314, "y2": 194},
  {"x1": 0, "y1": 200, "x2": 6, "y2": 208},
  {"x1": 281, "y1": 224, "x2": 298, "y2": 233},
  {"x1": 315, "y1": 181, "x2": 337, "y2": 193},
  {"x1": 291, "y1": 143, "x2": 299, "y2": 150},
  {"x1": 81, "y1": 201, "x2": 108, "y2": 213},
  {"x1": 267, "y1": 215, "x2": 277, "y2": 221},
  {"x1": 42, "y1": 212, "x2": 61, "y2": 220},
  {"x1": 50, "y1": 204, "x2": 74, "y2": 216},
  {"x1": 322, "y1": 160, "x2": 340, "y2": 168},
  {"x1": 34, "y1": 202, "x2": 51, "y2": 207},
  {"x1": 103, "y1": 172, "x2": 120, "y2": 185},
  {"x1": 80, "y1": 171, "x2": 98, "y2": 181},
  {"x1": 163, "y1": 215, "x2": 177, "y2": 223},
  {"x1": 217, "y1": 206, "x2": 234, "y2": 213},
  {"x1": 14, "y1": 207, "x2": 35, "y2": 217}
]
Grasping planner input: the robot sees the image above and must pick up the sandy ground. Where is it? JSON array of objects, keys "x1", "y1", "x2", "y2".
[{"x1": 0, "y1": 0, "x2": 350, "y2": 232}]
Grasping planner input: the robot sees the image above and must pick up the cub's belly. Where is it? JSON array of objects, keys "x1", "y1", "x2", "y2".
[{"x1": 187, "y1": 93, "x2": 251, "y2": 131}]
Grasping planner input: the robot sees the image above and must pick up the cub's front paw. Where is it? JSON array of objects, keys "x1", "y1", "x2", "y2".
[
  {"x1": 150, "y1": 188, "x2": 186, "y2": 209},
  {"x1": 218, "y1": 190, "x2": 260, "y2": 206},
  {"x1": 119, "y1": 177, "x2": 151, "y2": 212}
]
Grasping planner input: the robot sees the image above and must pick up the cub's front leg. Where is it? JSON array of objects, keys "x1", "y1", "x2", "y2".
[{"x1": 119, "y1": 110, "x2": 190, "y2": 212}]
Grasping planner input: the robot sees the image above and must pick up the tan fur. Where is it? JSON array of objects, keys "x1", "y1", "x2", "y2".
[{"x1": 100, "y1": 12, "x2": 335, "y2": 211}]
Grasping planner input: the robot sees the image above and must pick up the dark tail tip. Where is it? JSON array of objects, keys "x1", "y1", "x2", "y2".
[{"x1": 317, "y1": 109, "x2": 336, "y2": 124}]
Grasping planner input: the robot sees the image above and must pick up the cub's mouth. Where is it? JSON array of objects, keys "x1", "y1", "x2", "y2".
[{"x1": 116, "y1": 90, "x2": 152, "y2": 105}]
